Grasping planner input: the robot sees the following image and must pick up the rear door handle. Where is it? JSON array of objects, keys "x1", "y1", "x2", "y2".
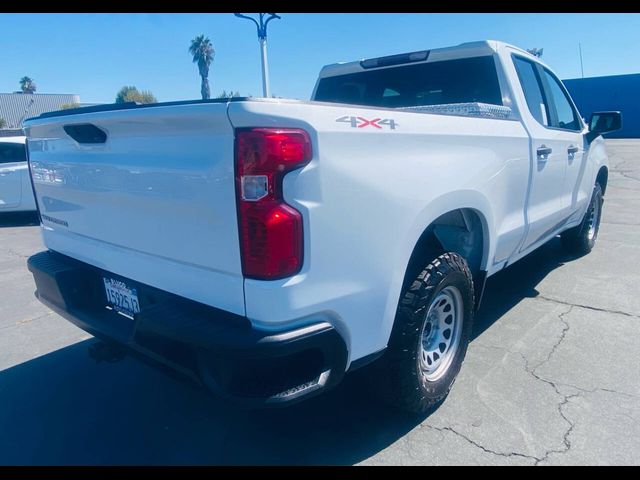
[
  {"x1": 567, "y1": 145, "x2": 579, "y2": 154},
  {"x1": 537, "y1": 145, "x2": 553, "y2": 158}
]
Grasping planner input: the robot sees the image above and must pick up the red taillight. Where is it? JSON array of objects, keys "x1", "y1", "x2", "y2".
[{"x1": 235, "y1": 128, "x2": 312, "y2": 280}]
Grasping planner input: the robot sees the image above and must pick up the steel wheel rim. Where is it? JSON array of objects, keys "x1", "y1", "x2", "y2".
[
  {"x1": 587, "y1": 194, "x2": 601, "y2": 241},
  {"x1": 419, "y1": 286, "x2": 464, "y2": 381}
]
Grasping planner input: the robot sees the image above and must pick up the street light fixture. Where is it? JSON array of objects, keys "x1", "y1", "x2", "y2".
[{"x1": 234, "y1": 13, "x2": 281, "y2": 98}]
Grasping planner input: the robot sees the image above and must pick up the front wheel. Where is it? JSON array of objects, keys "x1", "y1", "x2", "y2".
[
  {"x1": 561, "y1": 183, "x2": 604, "y2": 255},
  {"x1": 373, "y1": 252, "x2": 474, "y2": 414}
]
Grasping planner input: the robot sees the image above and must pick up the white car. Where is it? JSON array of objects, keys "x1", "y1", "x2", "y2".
[
  {"x1": 0, "y1": 136, "x2": 36, "y2": 213},
  {"x1": 23, "y1": 40, "x2": 621, "y2": 412}
]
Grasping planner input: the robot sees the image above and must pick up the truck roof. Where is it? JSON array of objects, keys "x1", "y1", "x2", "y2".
[{"x1": 317, "y1": 40, "x2": 535, "y2": 79}]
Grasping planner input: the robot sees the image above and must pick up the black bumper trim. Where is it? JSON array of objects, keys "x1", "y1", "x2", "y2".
[{"x1": 27, "y1": 250, "x2": 348, "y2": 406}]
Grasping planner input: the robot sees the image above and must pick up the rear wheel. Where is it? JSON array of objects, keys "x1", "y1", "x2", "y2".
[
  {"x1": 561, "y1": 183, "x2": 603, "y2": 255},
  {"x1": 373, "y1": 252, "x2": 474, "y2": 413}
]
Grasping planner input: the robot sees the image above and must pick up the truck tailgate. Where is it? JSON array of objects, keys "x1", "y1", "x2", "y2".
[{"x1": 24, "y1": 103, "x2": 245, "y2": 315}]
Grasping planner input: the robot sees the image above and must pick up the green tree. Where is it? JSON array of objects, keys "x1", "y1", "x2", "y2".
[
  {"x1": 19, "y1": 76, "x2": 37, "y2": 94},
  {"x1": 115, "y1": 86, "x2": 157, "y2": 104},
  {"x1": 0, "y1": 117, "x2": 7, "y2": 129},
  {"x1": 60, "y1": 103, "x2": 81, "y2": 110},
  {"x1": 189, "y1": 35, "x2": 215, "y2": 100},
  {"x1": 216, "y1": 90, "x2": 241, "y2": 99}
]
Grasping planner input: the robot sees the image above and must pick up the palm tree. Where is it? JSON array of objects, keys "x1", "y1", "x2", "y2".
[
  {"x1": 19, "y1": 76, "x2": 37, "y2": 94},
  {"x1": 189, "y1": 35, "x2": 215, "y2": 100}
]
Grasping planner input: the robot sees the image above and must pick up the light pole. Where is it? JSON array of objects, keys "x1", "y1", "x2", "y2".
[{"x1": 234, "y1": 13, "x2": 281, "y2": 98}]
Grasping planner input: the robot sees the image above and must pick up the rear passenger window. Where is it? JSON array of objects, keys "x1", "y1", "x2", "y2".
[
  {"x1": 513, "y1": 56, "x2": 550, "y2": 126},
  {"x1": 0, "y1": 142, "x2": 27, "y2": 164}
]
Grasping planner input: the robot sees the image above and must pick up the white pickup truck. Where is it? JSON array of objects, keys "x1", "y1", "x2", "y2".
[
  {"x1": 24, "y1": 41, "x2": 621, "y2": 412},
  {"x1": 0, "y1": 136, "x2": 37, "y2": 213}
]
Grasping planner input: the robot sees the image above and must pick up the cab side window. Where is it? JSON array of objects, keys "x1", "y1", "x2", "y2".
[
  {"x1": 540, "y1": 69, "x2": 581, "y2": 131},
  {"x1": 513, "y1": 56, "x2": 550, "y2": 127},
  {"x1": 0, "y1": 142, "x2": 27, "y2": 164}
]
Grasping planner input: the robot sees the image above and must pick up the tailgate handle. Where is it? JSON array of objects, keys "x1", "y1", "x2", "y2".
[{"x1": 63, "y1": 124, "x2": 107, "y2": 144}]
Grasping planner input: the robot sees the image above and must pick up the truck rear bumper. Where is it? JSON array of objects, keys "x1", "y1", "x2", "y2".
[{"x1": 27, "y1": 250, "x2": 348, "y2": 407}]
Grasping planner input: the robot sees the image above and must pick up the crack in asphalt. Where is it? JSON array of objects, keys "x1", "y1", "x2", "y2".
[
  {"x1": 3, "y1": 248, "x2": 30, "y2": 260},
  {"x1": 474, "y1": 306, "x2": 580, "y2": 464},
  {"x1": 473, "y1": 302, "x2": 639, "y2": 465},
  {"x1": 521, "y1": 306, "x2": 578, "y2": 465},
  {"x1": 550, "y1": 383, "x2": 640, "y2": 401},
  {"x1": 476, "y1": 343, "x2": 640, "y2": 401},
  {"x1": 422, "y1": 306, "x2": 579, "y2": 465},
  {"x1": 422, "y1": 424, "x2": 538, "y2": 464},
  {"x1": 618, "y1": 171, "x2": 640, "y2": 183},
  {"x1": 0, "y1": 311, "x2": 54, "y2": 331},
  {"x1": 596, "y1": 387, "x2": 640, "y2": 399},
  {"x1": 535, "y1": 294, "x2": 639, "y2": 319}
]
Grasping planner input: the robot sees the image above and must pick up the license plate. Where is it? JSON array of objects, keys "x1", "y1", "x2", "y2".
[{"x1": 103, "y1": 277, "x2": 140, "y2": 319}]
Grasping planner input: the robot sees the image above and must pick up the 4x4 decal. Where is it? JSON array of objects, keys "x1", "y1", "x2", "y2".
[{"x1": 336, "y1": 115, "x2": 397, "y2": 130}]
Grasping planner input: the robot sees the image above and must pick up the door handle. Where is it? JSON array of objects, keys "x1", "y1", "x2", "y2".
[
  {"x1": 537, "y1": 145, "x2": 553, "y2": 158},
  {"x1": 567, "y1": 145, "x2": 579, "y2": 155}
]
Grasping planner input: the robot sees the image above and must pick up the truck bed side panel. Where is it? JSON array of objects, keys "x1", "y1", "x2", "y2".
[{"x1": 228, "y1": 100, "x2": 530, "y2": 363}]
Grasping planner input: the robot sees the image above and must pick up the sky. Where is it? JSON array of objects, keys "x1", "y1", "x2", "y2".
[{"x1": 1, "y1": 13, "x2": 639, "y2": 104}]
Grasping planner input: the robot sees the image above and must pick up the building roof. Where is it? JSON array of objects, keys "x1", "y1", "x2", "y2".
[
  {"x1": 0, "y1": 129, "x2": 24, "y2": 138},
  {"x1": 563, "y1": 72, "x2": 640, "y2": 83},
  {"x1": 0, "y1": 93, "x2": 80, "y2": 130}
]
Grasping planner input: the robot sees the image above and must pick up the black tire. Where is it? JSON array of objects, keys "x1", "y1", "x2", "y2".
[
  {"x1": 373, "y1": 252, "x2": 474, "y2": 414},
  {"x1": 561, "y1": 183, "x2": 603, "y2": 255}
]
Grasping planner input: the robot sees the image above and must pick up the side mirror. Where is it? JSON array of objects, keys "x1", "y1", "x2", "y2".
[{"x1": 587, "y1": 111, "x2": 622, "y2": 142}]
